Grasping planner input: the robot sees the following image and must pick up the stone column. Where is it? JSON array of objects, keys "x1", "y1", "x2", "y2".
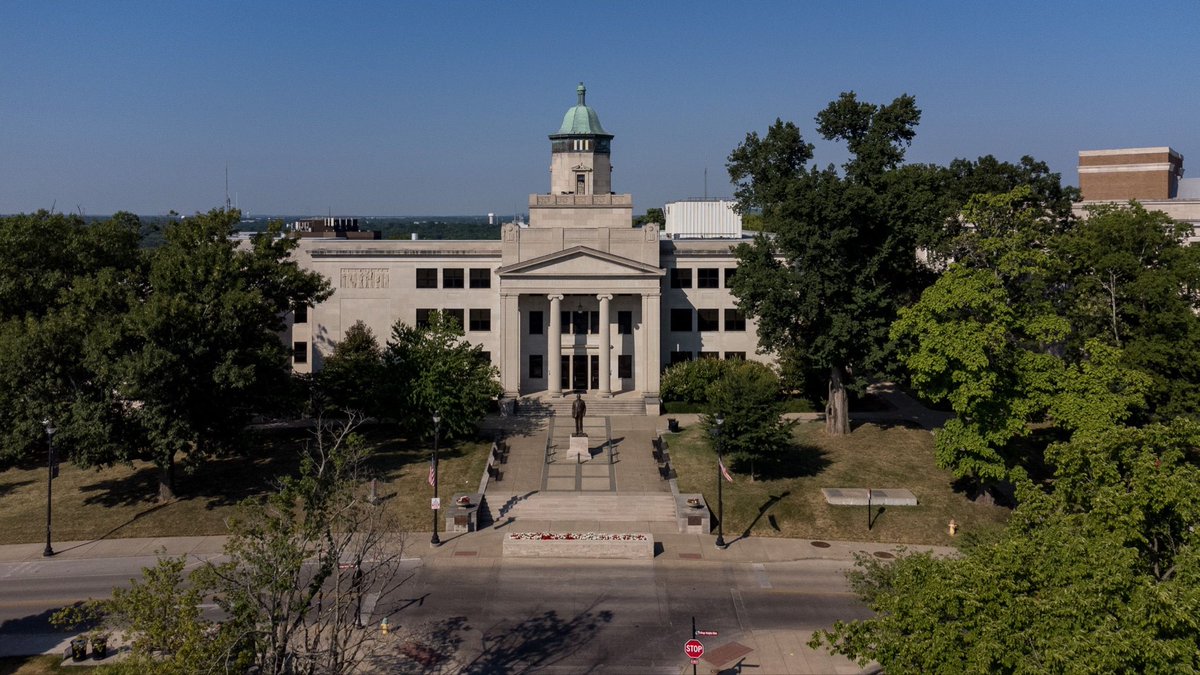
[
  {"x1": 597, "y1": 294, "x2": 613, "y2": 397},
  {"x1": 547, "y1": 294, "x2": 563, "y2": 397},
  {"x1": 642, "y1": 291, "x2": 662, "y2": 401},
  {"x1": 500, "y1": 292, "x2": 520, "y2": 398}
]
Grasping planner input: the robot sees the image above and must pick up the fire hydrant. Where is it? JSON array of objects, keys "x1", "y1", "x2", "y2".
[
  {"x1": 948, "y1": 519, "x2": 958, "y2": 537},
  {"x1": 380, "y1": 617, "x2": 389, "y2": 635}
]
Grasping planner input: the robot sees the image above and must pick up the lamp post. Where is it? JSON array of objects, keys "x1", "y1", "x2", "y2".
[
  {"x1": 714, "y1": 414, "x2": 726, "y2": 549},
  {"x1": 430, "y1": 412, "x2": 441, "y2": 547},
  {"x1": 42, "y1": 419, "x2": 56, "y2": 558}
]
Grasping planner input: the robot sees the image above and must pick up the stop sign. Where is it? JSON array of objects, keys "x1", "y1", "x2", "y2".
[{"x1": 684, "y1": 639, "x2": 704, "y2": 659}]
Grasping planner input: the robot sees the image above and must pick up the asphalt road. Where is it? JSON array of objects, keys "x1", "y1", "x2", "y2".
[{"x1": 0, "y1": 554, "x2": 870, "y2": 672}]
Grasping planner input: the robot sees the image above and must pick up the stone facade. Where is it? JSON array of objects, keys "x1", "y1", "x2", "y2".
[{"x1": 286, "y1": 86, "x2": 765, "y2": 413}]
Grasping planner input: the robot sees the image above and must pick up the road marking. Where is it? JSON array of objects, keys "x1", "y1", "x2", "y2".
[
  {"x1": 730, "y1": 587, "x2": 751, "y2": 632},
  {"x1": 752, "y1": 562, "x2": 771, "y2": 588}
]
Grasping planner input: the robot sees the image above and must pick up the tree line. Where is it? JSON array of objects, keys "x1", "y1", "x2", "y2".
[
  {"x1": 725, "y1": 92, "x2": 1200, "y2": 670},
  {"x1": 0, "y1": 209, "x2": 500, "y2": 503}
]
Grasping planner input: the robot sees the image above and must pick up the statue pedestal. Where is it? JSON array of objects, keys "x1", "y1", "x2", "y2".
[{"x1": 567, "y1": 433, "x2": 590, "y2": 462}]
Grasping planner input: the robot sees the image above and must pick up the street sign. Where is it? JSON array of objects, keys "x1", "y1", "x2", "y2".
[
  {"x1": 684, "y1": 639, "x2": 704, "y2": 659},
  {"x1": 431, "y1": 497, "x2": 441, "y2": 510},
  {"x1": 696, "y1": 630, "x2": 718, "y2": 636}
]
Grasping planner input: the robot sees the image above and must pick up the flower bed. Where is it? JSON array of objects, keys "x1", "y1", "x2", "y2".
[
  {"x1": 506, "y1": 532, "x2": 648, "y2": 541},
  {"x1": 502, "y1": 532, "x2": 654, "y2": 559}
]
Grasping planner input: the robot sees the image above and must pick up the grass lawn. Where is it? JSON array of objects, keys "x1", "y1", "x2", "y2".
[
  {"x1": 0, "y1": 424, "x2": 491, "y2": 546},
  {"x1": 670, "y1": 419, "x2": 1010, "y2": 546}
]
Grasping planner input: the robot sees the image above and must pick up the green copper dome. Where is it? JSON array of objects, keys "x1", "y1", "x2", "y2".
[{"x1": 554, "y1": 82, "x2": 610, "y2": 137}]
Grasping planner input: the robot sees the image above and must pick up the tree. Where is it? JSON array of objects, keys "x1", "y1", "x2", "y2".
[
  {"x1": 726, "y1": 93, "x2": 929, "y2": 435},
  {"x1": 112, "y1": 209, "x2": 331, "y2": 500},
  {"x1": 317, "y1": 320, "x2": 384, "y2": 416},
  {"x1": 1057, "y1": 202, "x2": 1200, "y2": 419},
  {"x1": 702, "y1": 360, "x2": 793, "y2": 467},
  {"x1": 633, "y1": 207, "x2": 664, "y2": 227},
  {"x1": 61, "y1": 415, "x2": 412, "y2": 675},
  {"x1": 199, "y1": 414, "x2": 412, "y2": 675},
  {"x1": 382, "y1": 310, "x2": 502, "y2": 439},
  {"x1": 810, "y1": 420, "x2": 1200, "y2": 673},
  {"x1": 0, "y1": 211, "x2": 143, "y2": 467}
]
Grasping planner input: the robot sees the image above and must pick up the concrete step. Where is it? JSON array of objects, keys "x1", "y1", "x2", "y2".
[{"x1": 499, "y1": 492, "x2": 677, "y2": 523}]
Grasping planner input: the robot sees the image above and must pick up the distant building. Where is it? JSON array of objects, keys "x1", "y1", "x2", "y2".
[
  {"x1": 1076, "y1": 147, "x2": 1200, "y2": 234},
  {"x1": 287, "y1": 217, "x2": 381, "y2": 240},
  {"x1": 286, "y1": 84, "x2": 763, "y2": 413}
]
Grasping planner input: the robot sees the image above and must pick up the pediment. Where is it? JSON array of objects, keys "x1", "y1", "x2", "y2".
[{"x1": 497, "y1": 246, "x2": 663, "y2": 279}]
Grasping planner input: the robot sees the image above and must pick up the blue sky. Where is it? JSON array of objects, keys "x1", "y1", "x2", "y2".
[{"x1": 2, "y1": 1, "x2": 1197, "y2": 217}]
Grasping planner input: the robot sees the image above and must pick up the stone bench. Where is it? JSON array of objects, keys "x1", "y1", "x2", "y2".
[
  {"x1": 502, "y1": 532, "x2": 654, "y2": 559},
  {"x1": 821, "y1": 488, "x2": 917, "y2": 506}
]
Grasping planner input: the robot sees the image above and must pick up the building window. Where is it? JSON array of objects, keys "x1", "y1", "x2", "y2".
[
  {"x1": 293, "y1": 303, "x2": 308, "y2": 324},
  {"x1": 469, "y1": 268, "x2": 491, "y2": 288},
  {"x1": 478, "y1": 351, "x2": 491, "y2": 365},
  {"x1": 292, "y1": 341, "x2": 307, "y2": 364},
  {"x1": 724, "y1": 308, "x2": 747, "y2": 331},
  {"x1": 618, "y1": 354, "x2": 632, "y2": 379},
  {"x1": 670, "y1": 308, "x2": 692, "y2": 332},
  {"x1": 444, "y1": 308, "x2": 464, "y2": 329},
  {"x1": 416, "y1": 308, "x2": 434, "y2": 328},
  {"x1": 669, "y1": 351, "x2": 692, "y2": 365},
  {"x1": 697, "y1": 309, "x2": 719, "y2": 332},
  {"x1": 529, "y1": 354, "x2": 544, "y2": 379},
  {"x1": 724, "y1": 351, "x2": 746, "y2": 360},
  {"x1": 670, "y1": 268, "x2": 692, "y2": 289},
  {"x1": 724, "y1": 267, "x2": 737, "y2": 288},
  {"x1": 698, "y1": 268, "x2": 720, "y2": 289},
  {"x1": 617, "y1": 310, "x2": 632, "y2": 335},
  {"x1": 416, "y1": 268, "x2": 438, "y2": 289},
  {"x1": 443, "y1": 268, "x2": 464, "y2": 289},
  {"x1": 469, "y1": 308, "x2": 491, "y2": 331},
  {"x1": 529, "y1": 310, "x2": 544, "y2": 335},
  {"x1": 698, "y1": 351, "x2": 719, "y2": 360},
  {"x1": 589, "y1": 310, "x2": 599, "y2": 334}
]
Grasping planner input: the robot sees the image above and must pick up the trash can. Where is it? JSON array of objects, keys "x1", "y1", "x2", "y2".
[{"x1": 667, "y1": 418, "x2": 680, "y2": 433}]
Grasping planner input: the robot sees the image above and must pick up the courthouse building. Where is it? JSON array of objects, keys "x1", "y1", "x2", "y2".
[{"x1": 286, "y1": 84, "x2": 764, "y2": 414}]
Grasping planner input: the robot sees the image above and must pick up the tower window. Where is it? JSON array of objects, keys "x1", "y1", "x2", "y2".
[{"x1": 576, "y1": 174, "x2": 586, "y2": 194}]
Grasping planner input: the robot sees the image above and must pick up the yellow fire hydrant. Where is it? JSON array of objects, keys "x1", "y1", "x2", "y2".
[
  {"x1": 380, "y1": 617, "x2": 389, "y2": 635},
  {"x1": 948, "y1": 519, "x2": 959, "y2": 537}
]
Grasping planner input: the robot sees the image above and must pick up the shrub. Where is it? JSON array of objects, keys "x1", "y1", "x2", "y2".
[{"x1": 661, "y1": 359, "x2": 736, "y2": 404}]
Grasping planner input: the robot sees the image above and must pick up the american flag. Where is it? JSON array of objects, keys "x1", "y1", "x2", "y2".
[
  {"x1": 427, "y1": 460, "x2": 436, "y2": 487},
  {"x1": 719, "y1": 458, "x2": 734, "y2": 483}
]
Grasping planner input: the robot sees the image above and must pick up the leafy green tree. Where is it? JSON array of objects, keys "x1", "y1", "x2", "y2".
[
  {"x1": 726, "y1": 92, "x2": 929, "y2": 435},
  {"x1": 0, "y1": 211, "x2": 143, "y2": 467},
  {"x1": 382, "y1": 310, "x2": 502, "y2": 439},
  {"x1": 811, "y1": 420, "x2": 1200, "y2": 673},
  {"x1": 633, "y1": 207, "x2": 664, "y2": 226},
  {"x1": 113, "y1": 209, "x2": 331, "y2": 500},
  {"x1": 660, "y1": 358, "x2": 735, "y2": 404},
  {"x1": 317, "y1": 320, "x2": 384, "y2": 416},
  {"x1": 1057, "y1": 202, "x2": 1200, "y2": 419},
  {"x1": 702, "y1": 360, "x2": 793, "y2": 466}
]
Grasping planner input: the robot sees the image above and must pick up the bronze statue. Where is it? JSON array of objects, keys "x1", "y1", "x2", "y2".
[{"x1": 571, "y1": 393, "x2": 586, "y2": 435}]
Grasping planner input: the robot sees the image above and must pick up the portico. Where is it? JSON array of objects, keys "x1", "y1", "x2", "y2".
[{"x1": 496, "y1": 245, "x2": 663, "y2": 400}]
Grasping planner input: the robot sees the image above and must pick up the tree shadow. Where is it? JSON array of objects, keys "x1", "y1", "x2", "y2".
[
  {"x1": 460, "y1": 606, "x2": 614, "y2": 674},
  {"x1": 0, "y1": 479, "x2": 35, "y2": 499},
  {"x1": 369, "y1": 615, "x2": 468, "y2": 674},
  {"x1": 739, "y1": 442, "x2": 830, "y2": 480},
  {"x1": 728, "y1": 491, "x2": 791, "y2": 545},
  {"x1": 0, "y1": 605, "x2": 77, "y2": 656}
]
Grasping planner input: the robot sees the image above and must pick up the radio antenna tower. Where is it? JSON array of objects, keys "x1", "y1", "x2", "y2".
[{"x1": 225, "y1": 163, "x2": 232, "y2": 210}]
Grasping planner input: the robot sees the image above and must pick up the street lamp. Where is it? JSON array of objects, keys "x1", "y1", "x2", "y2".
[
  {"x1": 42, "y1": 419, "x2": 56, "y2": 558},
  {"x1": 430, "y1": 412, "x2": 442, "y2": 547},
  {"x1": 714, "y1": 414, "x2": 726, "y2": 550}
]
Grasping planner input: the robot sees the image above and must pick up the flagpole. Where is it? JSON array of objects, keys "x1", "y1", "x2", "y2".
[{"x1": 715, "y1": 415, "x2": 726, "y2": 549}]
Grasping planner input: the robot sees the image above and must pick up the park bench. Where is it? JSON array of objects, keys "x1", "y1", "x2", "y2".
[{"x1": 487, "y1": 464, "x2": 503, "y2": 482}]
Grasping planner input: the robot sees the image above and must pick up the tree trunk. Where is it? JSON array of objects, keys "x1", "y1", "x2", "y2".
[
  {"x1": 825, "y1": 365, "x2": 850, "y2": 436},
  {"x1": 157, "y1": 455, "x2": 176, "y2": 503}
]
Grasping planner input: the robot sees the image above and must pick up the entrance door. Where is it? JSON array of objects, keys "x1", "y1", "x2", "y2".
[
  {"x1": 590, "y1": 355, "x2": 599, "y2": 390},
  {"x1": 571, "y1": 354, "x2": 588, "y2": 391},
  {"x1": 561, "y1": 355, "x2": 570, "y2": 392}
]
